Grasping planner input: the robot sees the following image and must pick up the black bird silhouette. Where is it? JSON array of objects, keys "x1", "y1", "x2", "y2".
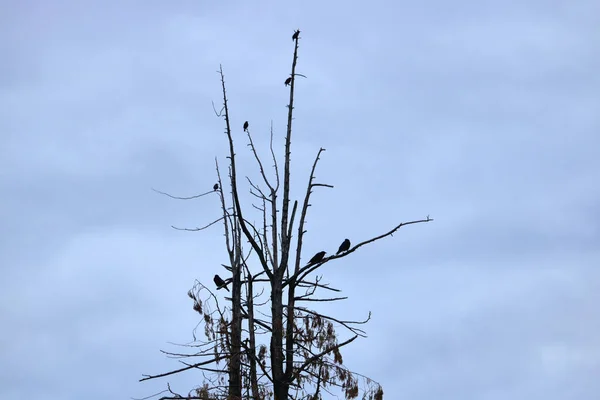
[
  {"x1": 243, "y1": 121, "x2": 249, "y2": 131},
  {"x1": 284, "y1": 77, "x2": 292, "y2": 86},
  {"x1": 337, "y1": 239, "x2": 351, "y2": 254},
  {"x1": 213, "y1": 183, "x2": 219, "y2": 191},
  {"x1": 292, "y1": 30, "x2": 300, "y2": 40},
  {"x1": 213, "y1": 274, "x2": 230, "y2": 292},
  {"x1": 307, "y1": 251, "x2": 326, "y2": 265}
]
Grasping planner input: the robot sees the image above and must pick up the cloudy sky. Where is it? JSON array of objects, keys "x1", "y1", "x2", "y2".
[{"x1": 1, "y1": 0, "x2": 599, "y2": 399}]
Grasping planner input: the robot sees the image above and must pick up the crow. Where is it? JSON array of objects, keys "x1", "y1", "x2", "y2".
[
  {"x1": 243, "y1": 121, "x2": 249, "y2": 131},
  {"x1": 292, "y1": 30, "x2": 300, "y2": 40},
  {"x1": 307, "y1": 251, "x2": 326, "y2": 266},
  {"x1": 285, "y1": 77, "x2": 292, "y2": 86},
  {"x1": 213, "y1": 274, "x2": 230, "y2": 292},
  {"x1": 337, "y1": 239, "x2": 351, "y2": 254},
  {"x1": 213, "y1": 183, "x2": 219, "y2": 191}
]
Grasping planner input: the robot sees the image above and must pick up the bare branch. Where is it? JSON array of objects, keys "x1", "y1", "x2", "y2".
[
  {"x1": 338, "y1": 216, "x2": 434, "y2": 258},
  {"x1": 294, "y1": 296, "x2": 348, "y2": 302},
  {"x1": 218, "y1": 65, "x2": 273, "y2": 280},
  {"x1": 246, "y1": 176, "x2": 270, "y2": 201},
  {"x1": 292, "y1": 148, "x2": 326, "y2": 279},
  {"x1": 171, "y1": 216, "x2": 225, "y2": 232},
  {"x1": 291, "y1": 216, "x2": 434, "y2": 286},
  {"x1": 280, "y1": 29, "x2": 302, "y2": 266},
  {"x1": 246, "y1": 127, "x2": 276, "y2": 193},
  {"x1": 293, "y1": 306, "x2": 370, "y2": 337},
  {"x1": 294, "y1": 335, "x2": 358, "y2": 378},
  {"x1": 269, "y1": 121, "x2": 280, "y2": 191},
  {"x1": 140, "y1": 355, "x2": 231, "y2": 382},
  {"x1": 152, "y1": 187, "x2": 215, "y2": 200}
]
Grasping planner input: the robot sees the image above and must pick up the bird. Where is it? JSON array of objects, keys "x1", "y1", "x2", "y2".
[
  {"x1": 292, "y1": 30, "x2": 300, "y2": 40},
  {"x1": 243, "y1": 121, "x2": 249, "y2": 131},
  {"x1": 213, "y1": 274, "x2": 230, "y2": 292},
  {"x1": 213, "y1": 183, "x2": 219, "y2": 191},
  {"x1": 306, "y1": 251, "x2": 326, "y2": 266},
  {"x1": 337, "y1": 239, "x2": 351, "y2": 254},
  {"x1": 284, "y1": 77, "x2": 292, "y2": 86}
]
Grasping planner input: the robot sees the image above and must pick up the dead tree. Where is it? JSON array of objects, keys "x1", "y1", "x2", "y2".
[{"x1": 141, "y1": 30, "x2": 432, "y2": 400}]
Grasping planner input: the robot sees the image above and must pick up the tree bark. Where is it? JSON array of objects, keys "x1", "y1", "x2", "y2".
[
  {"x1": 246, "y1": 273, "x2": 260, "y2": 400},
  {"x1": 271, "y1": 272, "x2": 288, "y2": 400},
  {"x1": 229, "y1": 262, "x2": 242, "y2": 399}
]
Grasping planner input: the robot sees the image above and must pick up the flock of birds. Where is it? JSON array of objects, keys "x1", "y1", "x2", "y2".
[
  {"x1": 212, "y1": 29, "x2": 346, "y2": 293},
  {"x1": 213, "y1": 238, "x2": 351, "y2": 292},
  {"x1": 236, "y1": 30, "x2": 301, "y2": 139}
]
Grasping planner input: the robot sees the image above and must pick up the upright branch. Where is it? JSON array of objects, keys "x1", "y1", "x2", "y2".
[
  {"x1": 246, "y1": 124, "x2": 280, "y2": 273},
  {"x1": 284, "y1": 147, "x2": 326, "y2": 383},
  {"x1": 243, "y1": 264, "x2": 262, "y2": 399},
  {"x1": 279, "y1": 32, "x2": 301, "y2": 274},
  {"x1": 269, "y1": 32, "x2": 303, "y2": 400},
  {"x1": 218, "y1": 65, "x2": 273, "y2": 281}
]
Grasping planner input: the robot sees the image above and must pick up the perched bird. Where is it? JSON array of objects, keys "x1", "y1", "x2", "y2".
[
  {"x1": 284, "y1": 77, "x2": 292, "y2": 86},
  {"x1": 243, "y1": 121, "x2": 249, "y2": 131},
  {"x1": 337, "y1": 239, "x2": 351, "y2": 254},
  {"x1": 213, "y1": 274, "x2": 230, "y2": 292},
  {"x1": 213, "y1": 183, "x2": 219, "y2": 191},
  {"x1": 292, "y1": 30, "x2": 300, "y2": 40},
  {"x1": 307, "y1": 251, "x2": 326, "y2": 266}
]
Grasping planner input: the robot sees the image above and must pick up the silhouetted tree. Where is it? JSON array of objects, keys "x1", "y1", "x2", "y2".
[{"x1": 142, "y1": 30, "x2": 432, "y2": 400}]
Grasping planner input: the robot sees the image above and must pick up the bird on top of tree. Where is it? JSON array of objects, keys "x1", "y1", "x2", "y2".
[
  {"x1": 337, "y1": 239, "x2": 351, "y2": 254},
  {"x1": 243, "y1": 121, "x2": 249, "y2": 131},
  {"x1": 213, "y1": 274, "x2": 229, "y2": 292},
  {"x1": 292, "y1": 30, "x2": 300, "y2": 40},
  {"x1": 285, "y1": 77, "x2": 292, "y2": 86},
  {"x1": 213, "y1": 183, "x2": 219, "y2": 191},
  {"x1": 307, "y1": 251, "x2": 326, "y2": 266}
]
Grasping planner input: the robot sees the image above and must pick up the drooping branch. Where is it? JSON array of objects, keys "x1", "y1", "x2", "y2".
[
  {"x1": 293, "y1": 335, "x2": 358, "y2": 379},
  {"x1": 293, "y1": 306, "x2": 371, "y2": 337},
  {"x1": 152, "y1": 187, "x2": 215, "y2": 200}
]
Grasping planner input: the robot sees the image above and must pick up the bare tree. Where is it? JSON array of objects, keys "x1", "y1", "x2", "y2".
[{"x1": 141, "y1": 30, "x2": 432, "y2": 400}]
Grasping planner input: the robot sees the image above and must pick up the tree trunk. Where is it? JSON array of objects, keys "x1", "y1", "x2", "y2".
[
  {"x1": 229, "y1": 263, "x2": 242, "y2": 399},
  {"x1": 246, "y1": 274, "x2": 260, "y2": 400},
  {"x1": 271, "y1": 273, "x2": 288, "y2": 400}
]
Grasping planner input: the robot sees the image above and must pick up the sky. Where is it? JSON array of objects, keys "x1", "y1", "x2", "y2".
[{"x1": 1, "y1": 0, "x2": 599, "y2": 399}]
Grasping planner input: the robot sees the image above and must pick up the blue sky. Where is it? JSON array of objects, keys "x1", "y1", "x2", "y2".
[{"x1": 1, "y1": 1, "x2": 599, "y2": 399}]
